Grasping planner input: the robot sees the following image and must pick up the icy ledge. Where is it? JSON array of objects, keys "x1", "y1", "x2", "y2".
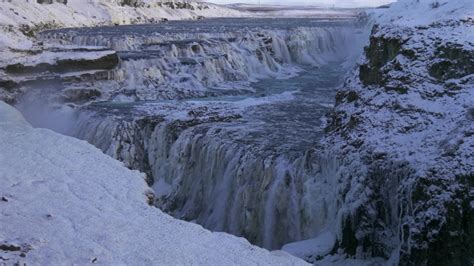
[{"x1": 0, "y1": 101, "x2": 306, "y2": 265}]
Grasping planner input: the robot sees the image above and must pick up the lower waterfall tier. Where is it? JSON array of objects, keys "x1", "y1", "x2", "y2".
[
  {"x1": 69, "y1": 64, "x2": 348, "y2": 249},
  {"x1": 72, "y1": 109, "x2": 342, "y2": 250}
]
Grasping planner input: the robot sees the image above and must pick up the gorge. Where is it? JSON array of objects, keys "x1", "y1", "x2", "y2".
[
  {"x1": 21, "y1": 17, "x2": 370, "y2": 252},
  {"x1": 0, "y1": 0, "x2": 472, "y2": 265}
]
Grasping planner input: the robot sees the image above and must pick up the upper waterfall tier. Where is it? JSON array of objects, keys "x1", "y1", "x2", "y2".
[{"x1": 36, "y1": 18, "x2": 368, "y2": 102}]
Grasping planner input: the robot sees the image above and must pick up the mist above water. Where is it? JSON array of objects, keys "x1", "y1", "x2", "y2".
[{"x1": 16, "y1": 87, "x2": 77, "y2": 135}]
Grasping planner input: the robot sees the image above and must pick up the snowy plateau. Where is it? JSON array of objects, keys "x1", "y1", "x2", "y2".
[{"x1": 0, "y1": 0, "x2": 473, "y2": 265}]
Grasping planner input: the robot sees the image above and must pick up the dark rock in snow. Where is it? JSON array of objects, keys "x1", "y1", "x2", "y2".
[{"x1": 5, "y1": 52, "x2": 119, "y2": 75}]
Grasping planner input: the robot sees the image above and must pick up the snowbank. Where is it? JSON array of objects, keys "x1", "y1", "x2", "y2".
[{"x1": 0, "y1": 101, "x2": 306, "y2": 264}]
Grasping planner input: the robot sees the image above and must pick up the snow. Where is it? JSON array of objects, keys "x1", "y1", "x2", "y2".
[
  {"x1": 319, "y1": 0, "x2": 474, "y2": 262},
  {"x1": 282, "y1": 231, "x2": 336, "y2": 260},
  {"x1": 0, "y1": 0, "x2": 248, "y2": 51},
  {"x1": 0, "y1": 101, "x2": 307, "y2": 264},
  {"x1": 227, "y1": 4, "x2": 359, "y2": 18},
  {"x1": 374, "y1": 0, "x2": 474, "y2": 27},
  {"x1": 0, "y1": 1, "x2": 246, "y2": 28}
]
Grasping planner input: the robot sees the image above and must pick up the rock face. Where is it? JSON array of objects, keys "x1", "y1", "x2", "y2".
[
  {"x1": 36, "y1": 0, "x2": 67, "y2": 4},
  {"x1": 325, "y1": 1, "x2": 473, "y2": 264},
  {"x1": 5, "y1": 52, "x2": 118, "y2": 75},
  {"x1": 0, "y1": 48, "x2": 118, "y2": 106}
]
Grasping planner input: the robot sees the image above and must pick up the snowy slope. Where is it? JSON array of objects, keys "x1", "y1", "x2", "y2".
[
  {"x1": 0, "y1": 101, "x2": 306, "y2": 264},
  {"x1": 375, "y1": 0, "x2": 474, "y2": 27},
  {"x1": 0, "y1": 0, "x2": 247, "y2": 50},
  {"x1": 0, "y1": 0, "x2": 246, "y2": 27}
]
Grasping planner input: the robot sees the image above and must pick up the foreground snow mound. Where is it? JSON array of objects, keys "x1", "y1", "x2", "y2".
[
  {"x1": 323, "y1": 0, "x2": 473, "y2": 264},
  {"x1": 0, "y1": 101, "x2": 306, "y2": 265}
]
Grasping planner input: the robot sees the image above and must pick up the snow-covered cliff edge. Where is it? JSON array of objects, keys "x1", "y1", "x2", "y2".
[
  {"x1": 0, "y1": 101, "x2": 306, "y2": 264},
  {"x1": 324, "y1": 0, "x2": 473, "y2": 264},
  {"x1": 0, "y1": 0, "x2": 250, "y2": 111}
]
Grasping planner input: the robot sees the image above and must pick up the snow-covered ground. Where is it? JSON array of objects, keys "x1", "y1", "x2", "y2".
[
  {"x1": 375, "y1": 0, "x2": 474, "y2": 27},
  {"x1": 0, "y1": 0, "x2": 246, "y2": 28},
  {"x1": 0, "y1": 101, "x2": 306, "y2": 264},
  {"x1": 0, "y1": 0, "x2": 248, "y2": 62},
  {"x1": 226, "y1": 4, "x2": 359, "y2": 19}
]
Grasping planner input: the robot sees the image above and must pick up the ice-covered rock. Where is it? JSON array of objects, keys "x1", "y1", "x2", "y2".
[
  {"x1": 5, "y1": 50, "x2": 118, "y2": 75},
  {"x1": 323, "y1": 0, "x2": 474, "y2": 264}
]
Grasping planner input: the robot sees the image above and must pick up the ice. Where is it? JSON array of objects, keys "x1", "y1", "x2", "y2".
[{"x1": 282, "y1": 231, "x2": 336, "y2": 260}]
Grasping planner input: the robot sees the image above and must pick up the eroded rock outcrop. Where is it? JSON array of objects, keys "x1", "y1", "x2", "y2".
[{"x1": 325, "y1": 1, "x2": 473, "y2": 264}]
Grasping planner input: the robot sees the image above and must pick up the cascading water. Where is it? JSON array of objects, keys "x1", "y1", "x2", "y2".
[
  {"x1": 40, "y1": 18, "x2": 365, "y2": 101},
  {"x1": 70, "y1": 106, "x2": 342, "y2": 249},
  {"x1": 19, "y1": 17, "x2": 371, "y2": 252}
]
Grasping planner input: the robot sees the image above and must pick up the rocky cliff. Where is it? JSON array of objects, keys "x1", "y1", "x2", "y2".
[{"x1": 325, "y1": 0, "x2": 473, "y2": 264}]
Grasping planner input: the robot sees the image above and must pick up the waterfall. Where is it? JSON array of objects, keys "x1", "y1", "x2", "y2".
[
  {"x1": 69, "y1": 110, "x2": 349, "y2": 249},
  {"x1": 31, "y1": 20, "x2": 372, "y2": 252},
  {"x1": 39, "y1": 25, "x2": 364, "y2": 101}
]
